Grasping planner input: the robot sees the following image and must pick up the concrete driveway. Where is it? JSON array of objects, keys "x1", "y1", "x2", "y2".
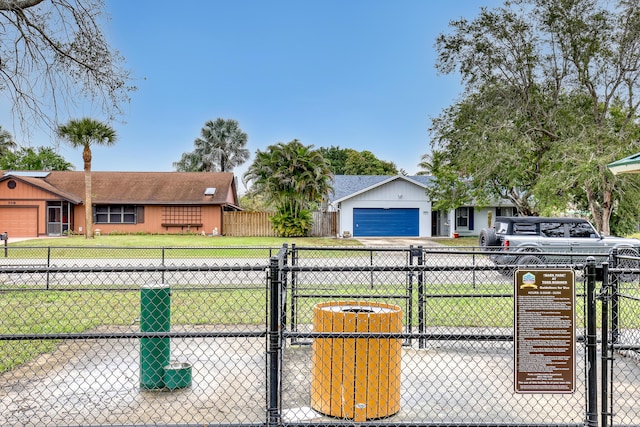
[{"x1": 354, "y1": 237, "x2": 446, "y2": 247}]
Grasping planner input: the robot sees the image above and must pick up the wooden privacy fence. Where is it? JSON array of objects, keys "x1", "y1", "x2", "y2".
[
  {"x1": 310, "y1": 211, "x2": 337, "y2": 237},
  {"x1": 223, "y1": 211, "x2": 337, "y2": 237}
]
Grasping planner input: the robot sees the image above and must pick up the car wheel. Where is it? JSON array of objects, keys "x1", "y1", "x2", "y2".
[
  {"x1": 479, "y1": 228, "x2": 500, "y2": 249},
  {"x1": 615, "y1": 247, "x2": 639, "y2": 282},
  {"x1": 517, "y1": 254, "x2": 544, "y2": 267}
]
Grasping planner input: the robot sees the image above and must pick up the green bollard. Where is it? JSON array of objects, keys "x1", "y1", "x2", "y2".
[{"x1": 140, "y1": 284, "x2": 171, "y2": 389}]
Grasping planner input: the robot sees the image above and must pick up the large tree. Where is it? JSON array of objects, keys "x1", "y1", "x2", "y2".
[
  {"x1": 0, "y1": 0, "x2": 134, "y2": 134},
  {"x1": 428, "y1": 0, "x2": 640, "y2": 235},
  {"x1": 318, "y1": 146, "x2": 398, "y2": 175},
  {"x1": 243, "y1": 139, "x2": 332, "y2": 237},
  {"x1": 0, "y1": 146, "x2": 74, "y2": 170},
  {"x1": 57, "y1": 117, "x2": 116, "y2": 238},
  {"x1": 0, "y1": 126, "x2": 17, "y2": 158},
  {"x1": 174, "y1": 118, "x2": 249, "y2": 172},
  {"x1": 344, "y1": 150, "x2": 398, "y2": 175}
]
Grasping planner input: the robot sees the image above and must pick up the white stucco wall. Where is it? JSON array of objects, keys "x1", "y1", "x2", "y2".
[
  {"x1": 337, "y1": 179, "x2": 431, "y2": 237},
  {"x1": 452, "y1": 207, "x2": 493, "y2": 237},
  {"x1": 452, "y1": 206, "x2": 516, "y2": 237}
]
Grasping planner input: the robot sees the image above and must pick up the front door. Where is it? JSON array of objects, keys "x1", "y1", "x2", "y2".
[
  {"x1": 47, "y1": 205, "x2": 62, "y2": 236},
  {"x1": 431, "y1": 210, "x2": 449, "y2": 237}
]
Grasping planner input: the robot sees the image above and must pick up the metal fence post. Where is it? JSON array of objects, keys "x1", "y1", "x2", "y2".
[
  {"x1": 46, "y1": 246, "x2": 51, "y2": 290},
  {"x1": 598, "y1": 262, "x2": 611, "y2": 427},
  {"x1": 370, "y1": 248, "x2": 374, "y2": 289},
  {"x1": 585, "y1": 257, "x2": 598, "y2": 427},
  {"x1": 609, "y1": 248, "x2": 620, "y2": 343},
  {"x1": 289, "y1": 244, "x2": 297, "y2": 341},
  {"x1": 267, "y1": 245, "x2": 286, "y2": 427},
  {"x1": 417, "y1": 246, "x2": 425, "y2": 349},
  {"x1": 161, "y1": 247, "x2": 166, "y2": 284},
  {"x1": 407, "y1": 245, "x2": 420, "y2": 346}
]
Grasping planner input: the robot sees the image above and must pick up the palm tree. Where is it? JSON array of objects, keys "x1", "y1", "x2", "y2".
[
  {"x1": 243, "y1": 139, "x2": 332, "y2": 236},
  {"x1": 57, "y1": 118, "x2": 117, "y2": 238},
  {"x1": 174, "y1": 118, "x2": 249, "y2": 172}
]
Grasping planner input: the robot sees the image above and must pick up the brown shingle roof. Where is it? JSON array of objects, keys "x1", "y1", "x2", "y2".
[
  {"x1": 5, "y1": 171, "x2": 238, "y2": 205},
  {"x1": 1, "y1": 174, "x2": 83, "y2": 203}
]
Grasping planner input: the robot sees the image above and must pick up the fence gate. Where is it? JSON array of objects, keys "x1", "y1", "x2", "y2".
[
  {"x1": 599, "y1": 254, "x2": 640, "y2": 427},
  {"x1": 281, "y1": 246, "x2": 607, "y2": 427}
]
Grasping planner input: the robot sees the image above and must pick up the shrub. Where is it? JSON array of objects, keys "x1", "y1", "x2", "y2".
[{"x1": 270, "y1": 210, "x2": 312, "y2": 237}]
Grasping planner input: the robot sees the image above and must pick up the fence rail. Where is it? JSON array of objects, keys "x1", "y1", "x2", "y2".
[{"x1": 0, "y1": 245, "x2": 638, "y2": 427}]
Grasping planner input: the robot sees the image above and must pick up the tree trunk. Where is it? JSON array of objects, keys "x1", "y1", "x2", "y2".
[
  {"x1": 83, "y1": 146, "x2": 93, "y2": 239},
  {"x1": 586, "y1": 187, "x2": 612, "y2": 236}
]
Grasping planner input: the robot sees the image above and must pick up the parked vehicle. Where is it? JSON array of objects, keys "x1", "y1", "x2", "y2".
[{"x1": 478, "y1": 216, "x2": 640, "y2": 271}]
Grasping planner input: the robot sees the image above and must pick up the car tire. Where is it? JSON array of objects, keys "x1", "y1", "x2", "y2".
[
  {"x1": 614, "y1": 247, "x2": 639, "y2": 282},
  {"x1": 479, "y1": 228, "x2": 500, "y2": 249},
  {"x1": 517, "y1": 254, "x2": 544, "y2": 267}
]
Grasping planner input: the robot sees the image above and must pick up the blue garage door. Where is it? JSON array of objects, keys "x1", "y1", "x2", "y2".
[{"x1": 353, "y1": 208, "x2": 419, "y2": 237}]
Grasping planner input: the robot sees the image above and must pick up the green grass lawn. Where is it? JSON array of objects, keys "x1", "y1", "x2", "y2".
[
  {"x1": 4, "y1": 234, "x2": 470, "y2": 259},
  {"x1": 8, "y1": 234, "x2": 366, "y2": 248},
  {"x1": 4, "y1": 235, "x2": 367, "y2": 259},
  {"x1": 8, "y1": 234, "x2": 474, "y2": 249}
]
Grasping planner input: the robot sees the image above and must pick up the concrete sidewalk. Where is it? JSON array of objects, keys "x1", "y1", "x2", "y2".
[{"x1": 354, "y1": 237, "x2": 446, "y2": 247}]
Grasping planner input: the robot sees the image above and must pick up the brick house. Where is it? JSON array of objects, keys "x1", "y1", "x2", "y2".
[{"x1": 0, "y1": 171, "x2": 240, "y2": 237}]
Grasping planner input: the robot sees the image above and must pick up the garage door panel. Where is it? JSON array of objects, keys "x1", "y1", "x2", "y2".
[
  {"x1": 0, "y1": 207, "x2": 38, "y2": 237},
  {"x1": 353, "y1": 208, "x2": 418, "y2": 237}
]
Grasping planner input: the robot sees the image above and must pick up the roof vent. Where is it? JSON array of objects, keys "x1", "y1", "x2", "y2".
[{"x1": 204, "y1": 187, "x2": 216, "y2": 196}]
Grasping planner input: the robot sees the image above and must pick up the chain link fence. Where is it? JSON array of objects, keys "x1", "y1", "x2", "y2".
[
  {"x1": 0, "y1": 246, "x2": 272, "y2": 426},
  {"x1": 0, "y1": 244, "x2": 638, "y2": 426},
  {"x1": 600, "y1": 251, "x2": 640, "y2": 427}
]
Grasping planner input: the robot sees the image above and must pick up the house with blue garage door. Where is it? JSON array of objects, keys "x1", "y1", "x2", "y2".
[{"x1": 328, "y1": 175, "x2": 515, "y2": 238}]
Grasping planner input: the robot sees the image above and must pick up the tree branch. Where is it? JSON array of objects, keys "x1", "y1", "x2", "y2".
[{"x1": 0, "y1": 0, "x2": 45, "y2": 10}]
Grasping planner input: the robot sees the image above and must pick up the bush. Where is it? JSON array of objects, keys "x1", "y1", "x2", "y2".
[{"x1": 270, "y1": 210, "x2": 313, "y2": 237}]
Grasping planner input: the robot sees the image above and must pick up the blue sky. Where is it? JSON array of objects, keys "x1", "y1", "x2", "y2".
[{"x1": 6, "y1": 1, "x2": 500, "y2": 192}]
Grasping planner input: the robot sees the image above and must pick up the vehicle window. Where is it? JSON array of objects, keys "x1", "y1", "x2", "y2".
[
  {"x1": 513, "y1": 222, "x2": 537, "y2": 235},
  {"x1": 495, "y1": 222, "x2": 509, "y2": 234},
  {"x1": 568, "y1": 222, "x2": 596, "y2": 238},
  {"x1": 540, "y1": 222, "x2": 564, "y2": 237}
]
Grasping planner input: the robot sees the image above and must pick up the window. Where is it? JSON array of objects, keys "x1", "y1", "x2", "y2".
[
  {"x1": 540, "y1": 222, "x2": 565, "y2": 237},
  {"x1": 495, "y1": 221, "x2": 509, "y2": 234},
  {"x1": 568, "y1": 221, "x2": 597, "y2": 238},
  {"x1": 95, "y1": 205, "x2": 137, "y2": 224},
  {"x1": 456, "y1": 207, "x2": 469, "y2": 227},
  {"x1": 496, "y1": 207, "x2": 516, "y2": 217},
  {"x1": 513, "y1": 222, "x2": 537, "y2": 235}
]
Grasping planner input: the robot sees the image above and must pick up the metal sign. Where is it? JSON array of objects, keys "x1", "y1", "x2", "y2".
[{"x1": 514, "y1": 269, "x2": 576, "y2": 394}]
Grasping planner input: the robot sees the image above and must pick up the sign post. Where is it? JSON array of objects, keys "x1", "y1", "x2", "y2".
[{"x1": 514, "y1": 269, "x2": 576, "y2": 394}]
